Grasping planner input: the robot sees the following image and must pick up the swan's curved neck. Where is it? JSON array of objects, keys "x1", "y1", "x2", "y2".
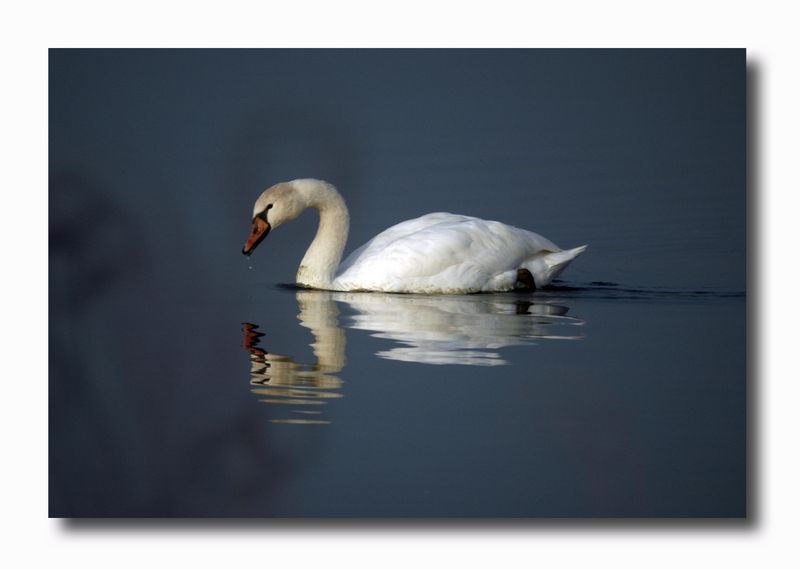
[{"x1": 293, "y1": 180, "x2": 350, "y2": 289}]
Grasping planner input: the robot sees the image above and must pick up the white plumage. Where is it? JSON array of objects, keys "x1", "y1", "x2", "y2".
[{"x1": 243, "y1": 179, "x2": 586, "y2": 294}]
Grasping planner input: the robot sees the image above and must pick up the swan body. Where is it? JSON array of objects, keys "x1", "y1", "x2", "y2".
[{"x1": 243, "y1": 179, "x2": 586, "y2": 294}]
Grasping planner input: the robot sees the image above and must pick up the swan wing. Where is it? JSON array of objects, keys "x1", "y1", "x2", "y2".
[
  {"x1": 337, "y1": 212, "x2": 467, "y2": 271},
  {"x1": 334, "y1": 213, "x2": 562, "y2": 293}
]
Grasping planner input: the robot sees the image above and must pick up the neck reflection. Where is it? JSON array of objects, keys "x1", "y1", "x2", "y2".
[
  {"x1": 243, "y1": 291, "x2": 346, "y2": 425},
  {"x1": 242, "y1": 290, "x2": 584, "y2": 423}
]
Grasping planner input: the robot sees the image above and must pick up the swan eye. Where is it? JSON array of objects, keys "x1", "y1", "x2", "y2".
[{"x1": 255, "y1": 206, "x2": 272, "y2": 222}]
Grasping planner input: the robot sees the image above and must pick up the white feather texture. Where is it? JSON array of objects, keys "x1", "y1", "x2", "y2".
[{"x1": 245, "y1": 179, "x2": 587, "y2": 294}]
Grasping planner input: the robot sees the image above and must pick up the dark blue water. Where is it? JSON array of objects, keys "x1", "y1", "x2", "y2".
[{"x1": 49, "y1": 49, "x2": 745, "y2": 517}]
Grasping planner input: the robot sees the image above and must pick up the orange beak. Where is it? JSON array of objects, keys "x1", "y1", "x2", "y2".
[{"x1": 242, "y1": 217, "x2": 270, "y2": 256}]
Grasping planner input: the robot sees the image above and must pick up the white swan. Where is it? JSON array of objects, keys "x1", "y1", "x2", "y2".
[{"x1": 242, "y1": 179, "x2": 587, "y2": 294}]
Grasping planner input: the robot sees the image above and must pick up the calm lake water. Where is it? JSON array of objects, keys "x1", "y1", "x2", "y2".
[{"x1": 49, "y1": 49, "x2": 745, "y2": 517}]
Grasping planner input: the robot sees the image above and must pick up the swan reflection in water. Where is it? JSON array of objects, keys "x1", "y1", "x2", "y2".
[
  {"x1": 243, "y1": 292, "x2": 347, "y2": 425},
  {"x1": 242, "y1": 290, "x2": 584, "y2": 423}
]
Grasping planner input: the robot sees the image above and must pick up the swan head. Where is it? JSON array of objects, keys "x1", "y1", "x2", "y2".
[{"x1": 242, "y1": 182, "x2": 306, "y2": 256}]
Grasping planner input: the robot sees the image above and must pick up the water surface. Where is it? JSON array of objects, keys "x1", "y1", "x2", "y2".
[{"x1": 49, "y1": 49, "x2": 745, "y2": 517}]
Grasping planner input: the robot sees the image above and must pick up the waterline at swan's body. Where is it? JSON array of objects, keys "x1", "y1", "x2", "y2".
[{"x1": 243, "y1": 179, "x2": 587, "y2": 294}]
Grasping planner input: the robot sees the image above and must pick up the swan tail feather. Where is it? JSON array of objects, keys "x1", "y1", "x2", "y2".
[{"x1": 524, "y1": 245, "x2": 587, "y2": 288}]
